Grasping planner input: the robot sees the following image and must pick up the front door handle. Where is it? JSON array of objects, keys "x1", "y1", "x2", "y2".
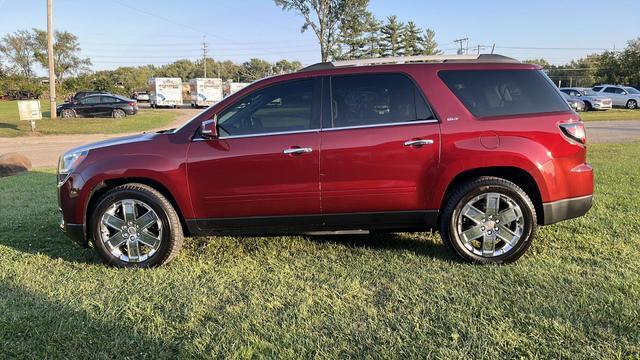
[
  {"x1": 404, "y1": 139, "x2": 434, "y2": 147},
  {"x1": 283, "y1": 147, "x2": 313, "y2": 155}
]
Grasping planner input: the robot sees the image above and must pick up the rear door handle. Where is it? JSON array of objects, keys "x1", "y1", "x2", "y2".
[
  {"x1": 404, "y1": 139, "x2": 434, "y2": 147},
  {"x1": 283, "y1": 147, "x2": 313, "y2": 155}
]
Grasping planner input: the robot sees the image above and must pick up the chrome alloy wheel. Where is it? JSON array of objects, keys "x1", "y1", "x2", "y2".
[
  {"x1": 99, "y1": 199, "x2": 163, "y2": 263},
  {"x1": 455, "y1": 192, "x2": 525, "y2": 257}
]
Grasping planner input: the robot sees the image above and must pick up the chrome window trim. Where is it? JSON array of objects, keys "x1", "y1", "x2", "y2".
[
  {"x1": 323, "y1": 119, "x2": 438, "y2": 132},
  {"x1": 192, "y1": 119, "x2": 439, "y2": 141},
  {"x1": 193, "y1": 128, "x2": 321, "y2": 141}
]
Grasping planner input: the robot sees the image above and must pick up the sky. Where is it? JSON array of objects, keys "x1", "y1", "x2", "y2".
[{"x1": 0, "y1": 0, "x2": 638, "y2": 75}]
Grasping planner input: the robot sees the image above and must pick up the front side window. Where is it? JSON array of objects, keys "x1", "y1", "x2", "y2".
[
  {"x1": 439, "y1": 69, "x2": 570, "y2": 118},
  {"x1": 603, "y1": 87, "x2": 619, "y2": 94},
  {"x1": 217, "y1": 79, "x2": 316, "y2": 137},
  {"x1": 330, "y1": 74, "x2": 433, "y2": 128}
]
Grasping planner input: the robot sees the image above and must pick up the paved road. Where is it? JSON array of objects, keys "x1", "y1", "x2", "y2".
[
  {"x1": 0, "y1": 108, "x2": 200, "y2": 168},
  {"x1": 584, "y1": 120, "x2": 640, "y2": 144},
  {"x1": 1, "y1": 119, "x2": 639, "y2": 168}
]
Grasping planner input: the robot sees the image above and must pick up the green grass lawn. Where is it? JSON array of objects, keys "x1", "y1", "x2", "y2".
[
  {"x1": 580, "y1": 109, "x2": 640, "y2": 121},
  {"x1": 0, "y1": 100, "x2": 180, "y2": 137},
  {"x1": 0, "y1": 143, "x2": 639, "y2": 358}
]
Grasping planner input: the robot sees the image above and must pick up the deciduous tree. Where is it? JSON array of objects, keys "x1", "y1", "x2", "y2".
[
  {"x1": 0, "y1": 29, "x2": 36, "y2": 77},
  {"x1": 32, "y1": 29, "x2": 91, "y2": 81},
  {"x1": 274, "y1": 0, "x2": 369, "y2": 62}
]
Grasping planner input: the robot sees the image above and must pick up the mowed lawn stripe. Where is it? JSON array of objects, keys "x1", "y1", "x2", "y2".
[{"x1": 0, "y1": 142, "x2": 638, "y2": 358}]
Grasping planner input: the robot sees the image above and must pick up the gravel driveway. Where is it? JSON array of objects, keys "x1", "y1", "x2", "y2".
[{"x1": 1, "y1": 119, "x2": 638, "y2": 168}]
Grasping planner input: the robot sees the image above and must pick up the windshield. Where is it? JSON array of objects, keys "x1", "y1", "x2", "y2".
[{"x1": 624, "y1": 87, "x2": 640, "y2": 94}]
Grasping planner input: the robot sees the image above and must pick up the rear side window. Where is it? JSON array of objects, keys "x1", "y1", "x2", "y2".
[
  {"x1": 330, "y1": 74, "x2": 434, "y2": 128},
  {"x1": 439, "y1": 70, "x2": 570, "y2": 117},
  {"x1": 592, "y1": 86, "x2": 603, "y2": 92}
]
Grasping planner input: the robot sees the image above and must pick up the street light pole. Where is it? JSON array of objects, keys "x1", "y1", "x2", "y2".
[{"x1": 47, "y1": 0, "x2": 57, "y2": 119}]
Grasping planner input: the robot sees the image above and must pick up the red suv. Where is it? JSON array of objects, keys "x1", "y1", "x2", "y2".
[{"x1": 58, "y1": 54, "x2": 593, "y2": 267}]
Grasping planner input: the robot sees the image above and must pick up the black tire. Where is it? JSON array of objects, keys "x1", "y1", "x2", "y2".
[
  {"x1": 439, "y1": 177, "x2": 537, "y2": 264},
  {"x1": 90, "y1": 183, "x2": 183, "y2": 268},
  {"x1": 583, "y1": 101, "x2": 592, "y2": 111},
  {"x1": 112, "y1": 109, "x2": 126, "y2": 118},
  {"x1": 61, "y1": 109, "x2": 75, "y2": 118},
  {"x1": 627, "y1": 100, "x2": 637, "y2": 110}
]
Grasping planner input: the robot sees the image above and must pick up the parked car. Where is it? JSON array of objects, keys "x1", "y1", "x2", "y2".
[
  {"x1": 57, "y1": 54, "x2": 593, "y2": 268},
  {"x1": 132, "y1": 91, "x2": 150, "y2": 102},
  {"x1": 73, "y1": 90, "x2": 110, "y2": 101},
  {"x1": 560, "y1": 92, "x2": 585, "y2": 112},
  {"x1": 591, "y1": 85, "x2": 640, "y2": 109},
  {"x1": 57, "y1": 94, "x2": 138, "y2": 118},
  {"x1": 559, "y1": 87, "x2": 612, "y2": 111}
]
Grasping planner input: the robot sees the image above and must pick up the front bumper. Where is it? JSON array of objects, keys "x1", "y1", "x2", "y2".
[
  {"x1": 59, "y1": 208, "x2": 87, "y2": 246},
  {"x1": 542, "y1": 195, "x2": 593, "y2": 225}
]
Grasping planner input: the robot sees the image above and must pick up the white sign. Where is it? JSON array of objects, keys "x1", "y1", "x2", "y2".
[{"x1": 17, "y1": 100, "x2": 43, "y2": 121}]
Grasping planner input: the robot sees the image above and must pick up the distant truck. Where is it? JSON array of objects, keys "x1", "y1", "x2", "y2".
[
  {"x1": 148, "y1": 77, "x2": 183, "y2": 108},
  {"x1": 224, "y1": 82, "x2": 251, "y2": 97},
  {"x1": 189, "y1": 78, "x2": 223, "y2": 107}
]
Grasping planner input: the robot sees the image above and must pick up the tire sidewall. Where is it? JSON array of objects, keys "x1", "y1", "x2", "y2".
[
  {"x1": 442, "y1": 182, "x2": 535, "y2": 264},
  {"x1": 627, "y1": 100, "x2": 637, "y2": 109},
  {"x1": 62, "y1": 109, "x2": 75, "y2": 118},
  {"x1": 113, "y1": 109, "x2": 126, "y2": 118},
  {"x1": 91, "y1": 188, "x2": 173, "y2": 268}
]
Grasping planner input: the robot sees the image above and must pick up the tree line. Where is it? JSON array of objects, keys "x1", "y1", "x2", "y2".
[
  {"x1": 274, "y1": 0, "x2": 440, "y2": 61},
  {"x1": 0, "y1": 28, "x2": 303, "y2": 99},
  {"x1": 524, "y1": 38, "x2": 640, "y2": 88}
]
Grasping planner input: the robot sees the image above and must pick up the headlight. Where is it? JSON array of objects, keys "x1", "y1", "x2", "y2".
[{"x1": 57, "y1": 150, "x2": 88, "y2": 185}]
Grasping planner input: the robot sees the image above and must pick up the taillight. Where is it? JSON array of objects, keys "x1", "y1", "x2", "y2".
[
  {"x1": 128, "y1": 102, "x2": 136, "y2": 107},
  {"x1": 559, "y1": 122, "x2": 586, "y2": 145}
]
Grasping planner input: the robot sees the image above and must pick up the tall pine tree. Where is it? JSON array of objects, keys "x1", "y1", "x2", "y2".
[
  {"x1": 403, "y1": 21, "x2": 421, "y2": 56},
  {"x1": 380, "y1": 16, "x2": 405, "y2": 57},
  {"x1": 418, "y1": 28, "x2": 442, "y2": 55}
]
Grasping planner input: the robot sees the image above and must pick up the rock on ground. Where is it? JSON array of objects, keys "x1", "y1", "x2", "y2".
[{"x1": 0, "y1": 152, "x2": 32, "y2": 177}]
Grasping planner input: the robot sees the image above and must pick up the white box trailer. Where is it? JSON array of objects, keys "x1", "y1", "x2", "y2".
[
  {"x1": 189, "y1": 78, "x2": 223, "y2": 107},
  {"x1": 225, "y1": 82, "x2": 250, "y2": 96},
  {"x1": 148, "y1": 77, "x2": 183, "y2": 108}
]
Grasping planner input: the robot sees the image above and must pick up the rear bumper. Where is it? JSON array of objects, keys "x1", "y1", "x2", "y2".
[{"x1": 542, "y1": 195, "x2": 593, "y2": 225}]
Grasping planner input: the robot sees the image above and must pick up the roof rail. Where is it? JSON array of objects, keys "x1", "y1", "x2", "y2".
[{"x1": 299, "y1": 54, "x2": 519, "y2": 72}]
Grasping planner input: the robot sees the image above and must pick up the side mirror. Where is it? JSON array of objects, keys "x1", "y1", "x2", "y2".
[
  {"x1": 621, "y1": 91, "x2": 628, "y2": 95},
  {"x1": 201, "y1": 116, "x2": 218, "y2": 139}
]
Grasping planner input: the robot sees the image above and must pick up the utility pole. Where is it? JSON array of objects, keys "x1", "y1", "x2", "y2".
[
  {"x1": 454, "y1": 37, "x2": 469, "y2": 55},
  {"x1": 202, "y1": 36, "x2": 208, "y2": 78},
  {"x1": 475, "y1": 45, "x2": 486, "y2": 54},
  {"x1": 47, "y1": 0, "x2": 56, "y2": 119}
]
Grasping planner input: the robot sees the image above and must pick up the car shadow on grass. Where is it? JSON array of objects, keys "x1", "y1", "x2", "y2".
[
  {"x1": 302, "y1": 232, "x2": 456, "y2": 261},
  {"x1": 0, "y1": 280, "x2": 181, "y2": 358}
]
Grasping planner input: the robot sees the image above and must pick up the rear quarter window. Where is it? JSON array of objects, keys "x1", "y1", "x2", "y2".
[{"x1": 439, "y1": 69, "x2": 570, "y2": 118}]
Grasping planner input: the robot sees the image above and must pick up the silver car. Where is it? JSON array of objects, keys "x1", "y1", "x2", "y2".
[
  {"x1": 592, "y1": 85, "x2": 640, "y2": 109},
  {"x1": 560, "y1": 92, "x2": 585, "y2": 112},
  {"x1": 560, "y1": 87, "x2": 612, "y2": 111}
]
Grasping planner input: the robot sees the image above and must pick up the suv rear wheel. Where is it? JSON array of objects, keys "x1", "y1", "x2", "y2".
[
  {"x1": 90, "y1": 183, "x2": 183, "y2": 268},
  {"x1": 439, "y1": 177, "x2": 536, "y2": 264}
]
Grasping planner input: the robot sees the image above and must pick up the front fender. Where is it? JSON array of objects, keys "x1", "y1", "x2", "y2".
[{"x1": 72, "y1": 153, "x2": 192, "y2": 225}]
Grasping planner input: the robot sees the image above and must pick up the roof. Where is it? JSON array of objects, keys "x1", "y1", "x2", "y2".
[{"x1": 299, "y1": 54, "x2": 519, "y2": 72}]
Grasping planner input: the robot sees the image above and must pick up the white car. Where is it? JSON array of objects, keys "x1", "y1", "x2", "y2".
[
  {"x1": 592, "y1": 85, "x2": 640, "y2": 109},
  {"x1": 559, "y1": 88, "x2": 612, "y2": 111}
]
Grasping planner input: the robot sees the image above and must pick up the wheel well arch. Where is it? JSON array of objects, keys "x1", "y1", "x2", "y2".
[
  {"x1": 441, "y1": 167, "x2": 544, "y2": 225},
  {"x1": 85, "y1": 177, "x2": 191, "y2": 237}
]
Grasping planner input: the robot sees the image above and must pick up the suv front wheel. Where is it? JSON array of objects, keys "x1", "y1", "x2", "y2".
[
  {"x1": 90, "y1": 183, "x2": 183, "y2": 268},
  {"x1": 439, "y1": 177, "x2": 537, "y2": 264}
]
